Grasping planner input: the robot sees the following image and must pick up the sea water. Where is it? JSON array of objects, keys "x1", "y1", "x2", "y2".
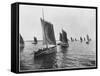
[{"x1": 20, "y1": 41, "x2": 96, "y2": 71}]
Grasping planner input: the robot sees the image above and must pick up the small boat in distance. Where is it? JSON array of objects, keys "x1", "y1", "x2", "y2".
[
  {"x1": 84, "y1": 37, "x2": 86, "y2": 41},
  {"x1": 80, "y1": 37, "x2": 83, "y2": 42},
  {"x1": 32, "y1": 37, "x2": 38, "y2": 44},
  {"x1": 86, "y1": 34, "x2": 91, "y2": 44},
  {"x1": 70, "y1": 37, "x2": 74, "y2": 42},
  {"x1": 58, "y1": 29, "x2": 69, "y2": 48},
  {"x1": 75, "y1": 38, "x2": 77, "y2": 41},
  {"x1": 34, "y1": 9, "x2": 56, "y2": 57}
]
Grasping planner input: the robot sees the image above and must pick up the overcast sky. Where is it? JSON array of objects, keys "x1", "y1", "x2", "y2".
[{"x1": 19, "y1": 5, "x2": 96, "y2": 41}]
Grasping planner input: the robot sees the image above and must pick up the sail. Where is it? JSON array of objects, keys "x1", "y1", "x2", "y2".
[
  {"x1": 86, "y1": 34, "x2": 89, "y2": 41},
  {"x1": 40, "y1": 18, "x2": 56, "y2": 45},
  {"x1": 62, "y1": 29, "x2": 68, "y2": 43},
  {"x1": 59, "y1": 33, "x2": 62, "y2": 41},
  {"x1": 20, "y1": 34, "x2": 24, "y2": 44},
  {"x1": 80, "y1": 37, "x2": 83, "y2": 42},
  {"x1": 34, "y1": 37, "x2": 37, "y2": 43},
  {"x1": 70, "y1": 37, "x2": 73, "y2": 41}
]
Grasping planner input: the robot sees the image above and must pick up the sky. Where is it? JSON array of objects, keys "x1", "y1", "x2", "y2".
[{"x1": 19, "y1": 5, "x2": 96, "y2": 41}]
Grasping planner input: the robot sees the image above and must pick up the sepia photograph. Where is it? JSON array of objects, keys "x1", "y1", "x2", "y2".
[{"x1": 19, "y1": 4, "x2": 97, "y2": 72}]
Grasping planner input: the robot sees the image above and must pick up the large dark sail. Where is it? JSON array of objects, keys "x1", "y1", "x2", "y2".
[
  {"x1": 40, "y1": 18, "x2": 56, "y2": 45},
  {"x1": 62, "y1": 29, "x2": 68, "y2": 43}
]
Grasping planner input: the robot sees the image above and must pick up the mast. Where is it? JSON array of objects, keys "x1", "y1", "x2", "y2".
[
  {"x1": 42, "y1": 8, "x2": 44, "y2": 20},
  {"x1": 42, "y1": 8, "x2": 48, "y2": 48}
]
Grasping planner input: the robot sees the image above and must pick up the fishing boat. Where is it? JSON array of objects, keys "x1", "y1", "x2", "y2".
[
  {"x1": 58, "y1": 29, "x2": 69, "y2": 48},
  {"x1": 32, "y1": 37, "x2": 37, "y2": 44},
  {"x1": 84, "y1": 37, "x2": 86, "y2": 41},
  {"x1": 80, "y1": 37, "x2": 83, "y2": 42},
  {"x1": 75, "y1": 38, "x2": 77, "y2": 41},
  {"x1": 70, "y1": 37, "x2": 74, "y2": 42},
  {"x1": 86, "y1": 34, "x2": 91, "y2": 44},
  {"x1": 34, "y1": 9, "x2": 57, "y2": 57}
]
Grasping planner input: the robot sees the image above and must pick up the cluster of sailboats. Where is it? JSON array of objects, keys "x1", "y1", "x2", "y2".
[
  {"x1": 19, "y1": 9, "x2": 92, "y2": 57},
  {"x1": 69, "y1": 34, "x2": 91, "y2": 44}
]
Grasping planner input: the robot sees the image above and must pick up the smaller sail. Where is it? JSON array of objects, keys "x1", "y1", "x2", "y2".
[
  {"x1": 59, "y1": 33, "x2": 62, "y2": 41},
  {"x1": 20, "y1": 34, "x2": 24, "y2": 45},
  {"x1": 80, "y1": 37, "x2": 83, "y2": 42},
  {"x1": 86, "y1": 34, "x2": 90, "y2": 41},
  {"x1": 84, "y1": 37, "x2": 86, "y2": 41},
  {"x1": 34, "y1": 37, "x2": 37, "y2": 44},
  {"x1": 62, "y1": 29, "x2": 68, "y2": 43},
  {"x1": 75, "y1": 38, "x2": 77, "y2": 41},
  {"x1": 70, "y1": 37, "x2": 73, "y2": 41},
  {"x1": 20, "y1": 34, "x2": 24, "y2": 52}
]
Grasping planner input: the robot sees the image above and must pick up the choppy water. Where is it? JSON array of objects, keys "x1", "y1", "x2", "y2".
[{"x1": 20, "y1": 41, "x2": 96, "y2": 71}]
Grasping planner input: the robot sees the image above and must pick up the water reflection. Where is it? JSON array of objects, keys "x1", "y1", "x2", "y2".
[{"x1": 56, "y1": 46, "x2": 69, "y2": 68}]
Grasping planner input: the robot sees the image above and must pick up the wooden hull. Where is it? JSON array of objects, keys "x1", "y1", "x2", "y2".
[
  {"x1": 34, "y1": 46, "x2": 56, "y2": 58},
  {"x1": 61, "y1": 44, "x2": 69, "y2": 48},
  {"x1": 57, "y1": 42, "x2": 69, "y2": 48}
]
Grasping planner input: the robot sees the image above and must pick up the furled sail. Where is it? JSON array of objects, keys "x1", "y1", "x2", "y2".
[{"x1": 40, "y1": 18, "x2": 56, "y2": 45}]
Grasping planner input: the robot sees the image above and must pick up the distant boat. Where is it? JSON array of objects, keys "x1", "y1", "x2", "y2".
[
  {"x1": 70, "y1": 37, "x2": 74, "y2": 42},
  {"x1": 86, "y1": 34, "x2": 91, "y2": 44},
  {"x1": 34, "y1": 10, "x2": 56, "y2": 57},
  {"x1": 80, "y1": 37, "x2": 83, "y2": 42},
  {"x1": 58, "y1": 29, "x2": 69, "y2": 48},
  {"x1": 75, "y1": 38, "x2": 77, "y2": 41},
  {"x1": 32, "y1": 37, "x2": 38, "y2": 44},
  {"x1": 84, "y1": 37, "x2": 86, "y2": 41}
]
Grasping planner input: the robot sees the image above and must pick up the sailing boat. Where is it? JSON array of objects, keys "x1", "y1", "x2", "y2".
[
  {"x1": 34, "y1": 9, "x2": 56, "y2": 57},
  {"x1": 70, "y1": 37, "x2": 74, "y2": 42},
  {"x1": 80, "y1": 37, "x2": 83, "y2": 42},
  {"x1": 75, "y1": 38, "x2": 77, "y2": 41},
  {"x1": 84, "y1": 37, "x2": 86, "y2": 41},
  {"x1": 32, "y1": 37, "x2": 37, "y2": 44},
  {"x1": 58, "y1": 29, "x2": 69, "y2": 47},
  {"x1": 86, "y1": 34, "x2": 91, "y2": 44}
]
